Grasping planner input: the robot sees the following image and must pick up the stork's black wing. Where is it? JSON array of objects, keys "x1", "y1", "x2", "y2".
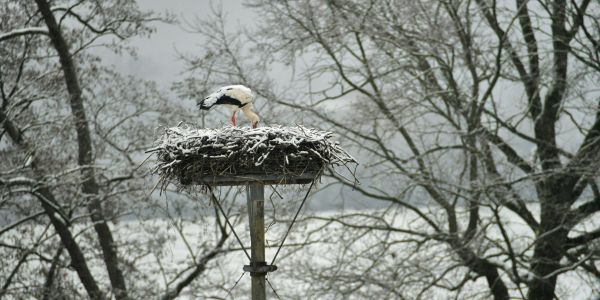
[
  {"x1": 198, "y1": 91, "x2": 245, "y2": 110},
  {"x1": 214, "y1": 95, "x2": 243, "y2": 107}
]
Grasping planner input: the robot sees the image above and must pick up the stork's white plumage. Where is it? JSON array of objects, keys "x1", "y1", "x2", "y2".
[{"x1": 198, "y1": 85, "x2": 260, "y2": 128}]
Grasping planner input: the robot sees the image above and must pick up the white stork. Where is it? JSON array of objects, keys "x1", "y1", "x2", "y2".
[{"x1": 198, "y1": 85, "x2": 260, "y2": 128}]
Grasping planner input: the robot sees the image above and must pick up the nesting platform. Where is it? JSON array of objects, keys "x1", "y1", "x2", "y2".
[{"x1": 148, "y1": 123, "x2": 356, "y2": 187}]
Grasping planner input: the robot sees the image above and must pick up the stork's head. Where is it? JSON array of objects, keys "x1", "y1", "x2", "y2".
[
  {"x1": 251, "y1": 117, "x2": 260, "y2": 129},
  {"x1": 241, "y1": 104, "x2": 260, "y2": 128}
]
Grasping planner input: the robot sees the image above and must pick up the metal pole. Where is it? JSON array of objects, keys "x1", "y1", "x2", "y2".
[{"x1": 247, "y1": 183, "x2": 266, "y2": 300}]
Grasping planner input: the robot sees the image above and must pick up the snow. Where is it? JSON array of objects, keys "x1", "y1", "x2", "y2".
[
  {"x1": 0, "y1": 27, "x2": 48, "y2": 42},
  {"x1": 53, "y1": 212, "x2": 64, "y2": 224},
  {"x1": 148, "y1": 123, "x2": 357, "y2": 185},
  {"x1": 3, "y1": 205, "x2": 593, "y2": 299},
  {"x1": 1, "y1": 205, "x2": 597, "y2": 299},
  {"x1": 2, "y1": 176, "x2": 37, "y2": 185}
]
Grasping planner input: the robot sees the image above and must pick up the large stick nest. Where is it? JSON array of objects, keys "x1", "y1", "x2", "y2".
[{"x1": 148, "y1": 123, "x2": 357, "y2": 187}]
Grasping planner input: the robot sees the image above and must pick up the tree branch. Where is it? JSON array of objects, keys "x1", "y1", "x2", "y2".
[
  {"x1": 160, "y1": 234, "x2": 228, "y2": 300},
  {"x1": 0, "y1": 27, "x2": 48, "y2": 42}
]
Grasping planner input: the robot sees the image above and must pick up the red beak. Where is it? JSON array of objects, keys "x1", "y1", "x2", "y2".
[{"x1": 252, "y1": 123, "x2": 257, "y2": 129}]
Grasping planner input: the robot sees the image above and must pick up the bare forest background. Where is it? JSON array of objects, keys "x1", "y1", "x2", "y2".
[{"x1": 2, "y1": 0, "x2": 600, "y2": 299}]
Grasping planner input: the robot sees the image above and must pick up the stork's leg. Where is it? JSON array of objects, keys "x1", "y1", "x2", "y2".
[{"x1": 231, "y1": 111, "x2": 237, "y2": 126}]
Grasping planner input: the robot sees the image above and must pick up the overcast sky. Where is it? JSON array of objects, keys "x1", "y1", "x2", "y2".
[{"x1": 98, "y1": 0, "x2": 251, "y2": 90}]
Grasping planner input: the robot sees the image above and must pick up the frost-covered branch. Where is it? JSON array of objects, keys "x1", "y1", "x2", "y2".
[{"x1": 0, "y1": 27, "x2": 48, "y2": 42}]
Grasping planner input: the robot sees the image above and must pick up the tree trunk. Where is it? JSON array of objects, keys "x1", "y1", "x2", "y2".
[
  {"x1": 33, "y1": 0, "x2": 129, "y2": 298},
  {"x1": 528, "y1": 179, "x2": 571, "y2": 299},
  {"x1": 528, "y1": 219, "x2": 566, "y2": 299},
  {"x1": 528, "y1": 1, "x2": 571, "y2": 297}
]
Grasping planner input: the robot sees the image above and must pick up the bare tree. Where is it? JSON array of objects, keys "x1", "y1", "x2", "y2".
[
  {"x1": 177, "y1": 0, "x2": 600, "y2": 298},
  {"x1": 0, "y1": 1, "x2": 239, "y2": 298}
]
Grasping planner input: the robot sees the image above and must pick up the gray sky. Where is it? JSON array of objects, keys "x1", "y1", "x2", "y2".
[{"x1": 98, "y1": 0, "x2": 250, "y2": 90}]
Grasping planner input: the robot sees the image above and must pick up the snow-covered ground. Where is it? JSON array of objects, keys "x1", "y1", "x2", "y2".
[{"x1": 2, "y1": 204, "x2": 599, "y2": 299}]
